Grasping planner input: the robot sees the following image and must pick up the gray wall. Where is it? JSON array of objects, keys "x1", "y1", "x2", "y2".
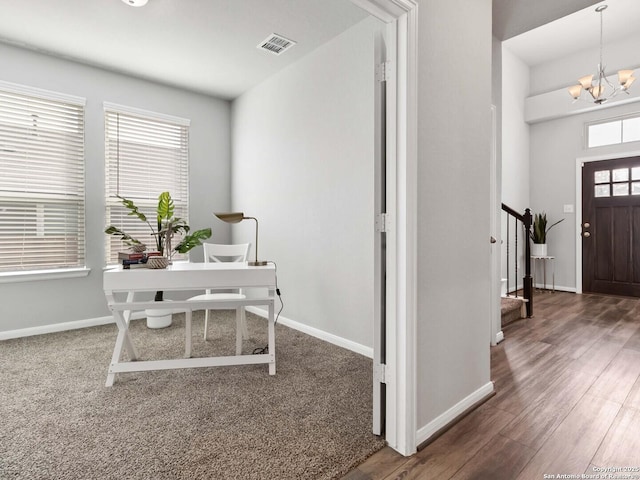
[
  {"x1": 416, "y1": 0, "x2": 493, "y2": 428},
  {"x1": 230, "y1": 17, "x2": 380, "y2": 349},
  {"x1": 0, "y1": 42, "x2": 231, "y2": 333}
]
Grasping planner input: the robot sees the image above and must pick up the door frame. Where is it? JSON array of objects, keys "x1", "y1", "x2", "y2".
[
  {"x1": 575, "y1": 149, "x2": 640, "y2": 294},
  {"x1": 350, "y1": 0, "x2": 418, "y2": 456}
]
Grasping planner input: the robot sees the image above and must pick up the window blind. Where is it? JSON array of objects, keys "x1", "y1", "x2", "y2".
[
  {"x1": 0, "y1": 82, "x2": 86, "y2": 273},
  {"x1": 104, "y1": 104, "x2": 190, "y2": 265}
]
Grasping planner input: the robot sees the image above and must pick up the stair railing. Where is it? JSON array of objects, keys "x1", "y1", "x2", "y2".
[{"x1": 501, "y1": 203, "x2": 533, "y2": 317}]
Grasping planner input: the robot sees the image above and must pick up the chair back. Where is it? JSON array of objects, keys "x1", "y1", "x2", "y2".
[{"x1": 203, "y1": 243, "x2": 250, "y2": 264}]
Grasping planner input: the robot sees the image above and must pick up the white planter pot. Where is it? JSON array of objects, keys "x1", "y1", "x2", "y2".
[
  {"x1": 145, "y1": 300, "x2": 173, "y2": 329},
  {"x1": 531, "y1": 243, "x2": 547, "y2": 257}
]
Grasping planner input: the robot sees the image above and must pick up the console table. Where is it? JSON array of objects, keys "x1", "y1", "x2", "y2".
[
  {"x1": 103, "y1": 262, "x2": 276, "y2": 387},
  {"x1": 531, "y1": 255, "x2": 555, "y2": 292}
]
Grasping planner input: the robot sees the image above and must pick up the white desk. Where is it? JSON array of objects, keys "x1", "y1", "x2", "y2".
[{"x1": 103, "y1": 262, "x2": 276, "y2": 387}]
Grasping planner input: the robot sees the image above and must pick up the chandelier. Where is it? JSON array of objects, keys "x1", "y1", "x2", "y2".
[{"x1": 568, "y1": 4, "x2": 635, "y2": 104}]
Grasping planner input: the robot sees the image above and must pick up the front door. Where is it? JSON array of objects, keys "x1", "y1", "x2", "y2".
[{"x1": 582, "y1": 156, "x2": 640, "y2": 296}]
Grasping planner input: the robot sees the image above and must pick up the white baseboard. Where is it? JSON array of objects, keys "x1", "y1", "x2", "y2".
[
  {"x1": 0, "y1": 312, "x2": 146, "y2": 341},
  {"x1": 2, "y1": 307, "x2": 375, "y2": 361},
  {"x1": 416, "y1": 381, "x2": 495, "y2": 447},
  {"x1": 245, "y1": 306, "x2": 373, "y2": 358},
  {"x1": 533, "y1": 284, "x2": 576, "y2": 293},
  {"x1": 494, "y1": 331, "x2": 504, "y2": 344}
]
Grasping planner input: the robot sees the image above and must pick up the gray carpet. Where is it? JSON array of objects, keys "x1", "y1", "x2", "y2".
[{"x1": 0, "y1": 311, "x2": 385, "y2": 480}]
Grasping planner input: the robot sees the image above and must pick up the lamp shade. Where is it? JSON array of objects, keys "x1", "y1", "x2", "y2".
[
  {"x1": 578, "y1": 75, "x2": 594, "y2": 90},
  {"x1": 214, "y1": 212, "x2": 245, "y2": 224},
  {"x1": 568, "y1": 84, "x2": 583, "y2": 99},
  {"x1": 618, "y1": 70, "x2": 634, "y2": 85}
]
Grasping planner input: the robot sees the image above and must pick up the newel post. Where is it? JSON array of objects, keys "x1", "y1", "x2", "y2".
[{"x1": 523, "y1": 208, "x2": 533, "y2": 317}]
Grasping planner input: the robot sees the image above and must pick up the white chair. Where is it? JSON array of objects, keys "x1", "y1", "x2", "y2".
[{"x1": 184, "y1": 243, "x2": 251, "y2": 358}]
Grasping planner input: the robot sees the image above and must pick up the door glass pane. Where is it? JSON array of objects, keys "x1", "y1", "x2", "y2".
[
  {"x1": 613, "y1": 168, "x2": 629, "y2": 182},
  {"x1": 622, "y1": 117, "x2": 640, "y2": 143},
  {"x1": 594, "y1": 170, "x2": 610, "y2": 183},
  {"x1": 613, "y1": 183, "x2": 629, "y2": 196},
  {"x1": 632, "y1": 182, "x2": 640, "y2": 195},
  {"x1": 632, "y1": 167, "x2": 640, "y2": 180},
  {"x1": 595, "y1": 185, "x2": 610, "y2": 197},
  {"x1": 588, "y1": 121, "x2": 622, "y2": 148}
]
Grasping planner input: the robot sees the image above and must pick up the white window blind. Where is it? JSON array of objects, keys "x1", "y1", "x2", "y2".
[
  {"x1": 0, "y1": 82, "x2": 86, "y2": 273},
  {"x1": 104, "y1": 103, "x2": 190, "y2": 265}
]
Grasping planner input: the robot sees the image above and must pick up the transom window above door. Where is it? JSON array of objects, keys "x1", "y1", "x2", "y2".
[
  {"x1": 594, "y1": 166, "x2": 640, "y2": 197},
  {"x1": 587, "y1": 115, "x2": 640, "y2": 148}
]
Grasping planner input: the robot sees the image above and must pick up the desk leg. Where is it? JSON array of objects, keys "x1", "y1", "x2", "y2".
[
  {"x1": 106, "y1": 309, "x2": 139, "y2": 387},
  {"x1": 268, "y1": 299, "x2": 276, "y2": 375}
]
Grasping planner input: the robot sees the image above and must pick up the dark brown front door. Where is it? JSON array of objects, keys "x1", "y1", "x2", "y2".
[{"x1": 582, "y1": 156, "x2": 640, "y2": 296}]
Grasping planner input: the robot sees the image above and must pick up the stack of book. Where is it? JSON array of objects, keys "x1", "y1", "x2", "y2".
[{"x1": 119, "y1": 251, "x2": 163, "y2": 269}]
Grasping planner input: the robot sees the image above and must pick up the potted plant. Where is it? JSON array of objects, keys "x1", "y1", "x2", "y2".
[
  {"x1": 105, "y1": 191, "x2": 212, "y2": 328},
  {"x1": 530, "y1": 212, "x2": 563, "y2": 257}
]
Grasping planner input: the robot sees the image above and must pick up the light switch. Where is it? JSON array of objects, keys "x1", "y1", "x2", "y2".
[{"x1": 563, "y1": 204, "x2": 574, "y2": 213}]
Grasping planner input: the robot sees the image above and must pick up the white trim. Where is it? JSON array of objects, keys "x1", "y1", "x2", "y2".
[
  {"x1": 0, "y1": 79, "x2": 86, "y2": 105},
  {"x1": 245, "y1": 306, "x2": 373, "y2": 358},
  {"x1": 103, "y1": 101, "x2": 191, "y2": 126},
  {"x1": 494, "y1": 331, "x2": 504, "y2": 344},
  {"x1": 351, "y1": 0, "x2": 418, "y2": 457},
  {"x1": 533, "y1": 285, "x2": 577, "y2": 293},
  {"x1": 415, "y1": 381, "x2": 495, "y2": 446},
  {"x1": 1, "y1": 316, "x2": 109, "y2": 341},
  {"x1": 0, "y1": 267, "x2": 91, "y2": 284},
  {"x1": 490, "y1": 105, "x2": 500, "y2": 347},
  {"x1": 0, "y1": 312, "x2": 147, "y2": 341},
  {"x1": 575, "y1": 149, "x2": 640, "y2": 294}
]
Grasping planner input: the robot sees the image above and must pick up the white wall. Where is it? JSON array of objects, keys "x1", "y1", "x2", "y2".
[
  {"x1": 501, "y1": 45, "x2": 531, "y2": 211},
  {"x1": 416, "y1": 0, "x2": 493, "y2": 434},
  {"x1": 0, "y1": 42, "x2": 231, "y2": 333},
  {"x1": 230, "y1": 17, "x2": 380, "y2": 350}
]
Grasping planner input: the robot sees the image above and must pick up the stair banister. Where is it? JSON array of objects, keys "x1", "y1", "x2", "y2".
[{"x1": 501, "y1": 203, "x2": 533, "y2": 318}]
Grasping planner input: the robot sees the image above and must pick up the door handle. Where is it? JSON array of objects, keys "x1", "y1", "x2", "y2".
[{"x1": 583, "y1": 231, "x2": 591, "y2": 237}]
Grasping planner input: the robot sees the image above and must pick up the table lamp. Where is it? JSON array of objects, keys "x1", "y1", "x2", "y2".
[{"x1": 214, "y1": 212, "x2": 268, "y2": 266}]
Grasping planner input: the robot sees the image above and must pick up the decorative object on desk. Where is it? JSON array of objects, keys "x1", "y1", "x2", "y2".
[
  {"x1": 214, "y1": 212, "x2": 268, "y2": 266},
  {"x1": 147, "y1": 255, "x2": 170, "y2": 269},
  {"x1": 130, "y1": 243, "x2": 147, "y2": 253},
  {"x1": 530, "y1": 212, "x2": 564, "y2": 257}
]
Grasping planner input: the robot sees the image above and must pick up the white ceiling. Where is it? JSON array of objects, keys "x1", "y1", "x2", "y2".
[
  {"x1": 0, "y1": 0, "x2": 369, "y2": 100},
  {"x1": 505, "y1": 0, "x2": 640, "y2": 66}
]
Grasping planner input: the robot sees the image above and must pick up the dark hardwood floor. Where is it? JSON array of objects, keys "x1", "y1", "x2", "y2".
[{"x1": 343, "y1": 291, "x2": 640, "y2": 480}]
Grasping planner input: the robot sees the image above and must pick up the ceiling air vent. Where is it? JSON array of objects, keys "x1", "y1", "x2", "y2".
[{"x1": 257, "y1": 33, "x2": 296, "y2": 56}]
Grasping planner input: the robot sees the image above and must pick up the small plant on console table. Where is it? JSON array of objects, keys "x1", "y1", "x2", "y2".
[
  {"x1": 530, "y1": 212, "x2": 564, "y2": 257},
  {"x1": 105, "y1": 191, "x2": 212, "y2": 301}
]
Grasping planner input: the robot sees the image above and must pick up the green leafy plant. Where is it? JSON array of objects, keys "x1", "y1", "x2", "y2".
[
  {"x1": 530, "y1": 212, "x2": 564, "y2": 244},
  {"x1": 105, "y1": 192, "x2": 212, "y2": 301}
]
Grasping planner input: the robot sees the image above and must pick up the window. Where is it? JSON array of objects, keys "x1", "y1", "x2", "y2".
[
  {"x1": 104, "y1": 103, "x2": 190, "y2": 265},
  {"x1": 587, "y1": 114, "x2": 640, "y2": 148},
  {"x1": 593, "y1": 166, "x2": 640, "y2": 198},
  {"x1": 0, "y1": 81, "x2": 86, "y2": 273}
]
